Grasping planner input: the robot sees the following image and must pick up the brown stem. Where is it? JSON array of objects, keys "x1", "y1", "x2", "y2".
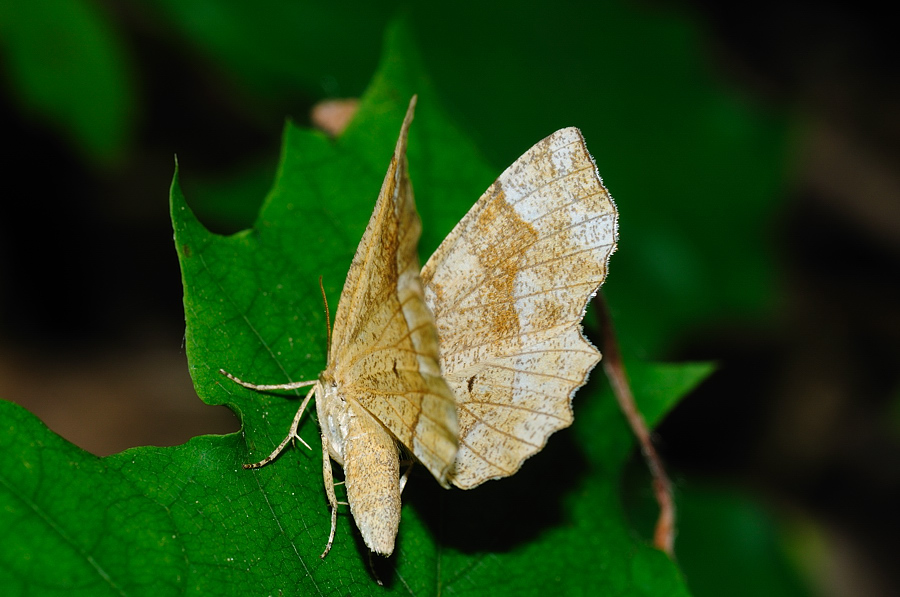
[{"x1": 596, "y1": 293, "x2": 675, "y2": 556}]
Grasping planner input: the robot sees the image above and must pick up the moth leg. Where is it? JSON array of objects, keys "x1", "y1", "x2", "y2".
[
  {"x1": 320, "y1": 433, "x2": 340, "y2": 559},
  {"x1": 220, "y1": 369, "x2": 317, "y2": 392},
  {"x1": 398, "y1": 461, "x2": 414, "y2": 495},
  {"x1": 243, "y1": 384, "x2": 317, "y2": 469},
  {"x1": 329, "y1": 479, "x2": 348, "y2": 504}
]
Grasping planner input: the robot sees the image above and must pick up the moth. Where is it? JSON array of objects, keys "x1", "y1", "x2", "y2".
[{"x1": 224, "y1": 95, "x2": 618, "y2": 557}]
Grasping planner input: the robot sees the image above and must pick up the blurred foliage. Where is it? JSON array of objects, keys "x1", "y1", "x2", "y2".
[
  {"x1": 141, "y1": 0, "x2": 395, "y2": 99},
  {"x1": 675, "y1": 485, "x2": 814, "y2": 597},
  {"x1": 1, "y1": 0, "x2": 790, "y2": 355},
  {"x1": 0, "y1": 0, "x2": 135, "y2": 164},
  {"x1": 141, "y1": 0, "x2": 791, "y2": 357},
  {"x1": 624, "y1": 467, "x2": 814, "y2": 597}
]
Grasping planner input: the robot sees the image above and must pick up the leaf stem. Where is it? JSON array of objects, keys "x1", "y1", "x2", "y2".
[{"x1": 596, "y1": 294, "x2": 675, "y2": 556}]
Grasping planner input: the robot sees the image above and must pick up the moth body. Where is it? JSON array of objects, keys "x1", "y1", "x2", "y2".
[
  {"x1": 314, "y1": 377, "x2": 349, "y2": 466},
  {"x1": 316, "y1": 374, "x2": 402, "y2": 556}
]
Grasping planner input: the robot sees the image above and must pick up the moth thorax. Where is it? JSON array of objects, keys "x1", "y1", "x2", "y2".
[{"x1": 315, "y1": 379, "x2": 350, "y2": 466}]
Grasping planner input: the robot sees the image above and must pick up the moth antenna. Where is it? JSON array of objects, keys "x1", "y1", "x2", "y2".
[{"x1": 319, "y1": 275, "x2": 332, "y2": 361}]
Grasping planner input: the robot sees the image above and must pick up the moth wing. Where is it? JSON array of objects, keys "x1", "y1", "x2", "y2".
[
  {"x1": 342, "y1": 401, "x2": 401, "y2": 555},
  {"x1": 422, "y1": 128, "x2": 618, "y2": 489},
  {"x1": 328, "y1": 97, "x2": 458, "y2": 487}
]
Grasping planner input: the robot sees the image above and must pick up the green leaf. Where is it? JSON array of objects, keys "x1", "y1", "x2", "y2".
[
  {"x1": 1, "y1": 20, "x2": 712, "y2": 595},
  {"x1": 0, "y1": 403, "x2": 183, "y2": 596}
]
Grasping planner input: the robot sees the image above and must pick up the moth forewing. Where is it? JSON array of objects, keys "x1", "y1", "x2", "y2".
[{"x1": 320, "y1": 92, "x2": 458, "y2": 555}]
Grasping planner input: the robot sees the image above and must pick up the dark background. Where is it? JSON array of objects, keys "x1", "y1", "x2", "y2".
[{"x1": 1, "y1": 1, "x2": 897, "y2": 595}]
